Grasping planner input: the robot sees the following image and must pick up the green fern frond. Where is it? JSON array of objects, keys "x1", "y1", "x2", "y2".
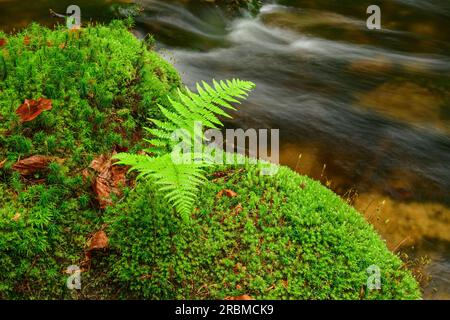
[
  {"x1": 114, "y1": 78, "x2": 255, "y2": 221},
  {"x1": 114, "y1": 153, "x2": 210, "y2": 222}
]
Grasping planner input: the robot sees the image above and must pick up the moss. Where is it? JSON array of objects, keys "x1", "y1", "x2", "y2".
[
  {"x1": 0, "y1": 22, "x2": 420, "y2": 300},
  {"x1": 0, "y1": 21, "x2": 180, "y2": 299},
  {"x1": 104, "y1": 164, "x2": 421, "y2": 300},
  {"x1": 0, "y1": 21, "x2": 180, "y2": 164}
]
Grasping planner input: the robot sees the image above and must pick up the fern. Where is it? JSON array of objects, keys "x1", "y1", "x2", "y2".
[
  {"x1": 113, "y1": 153, "x2": 209, "y2": 221},
  {"x1": 145, "y1": 79, "x2": 255, "y2": 154},
  {"x1": 114, "y1": 79, "x2": 255, "y2": 221}
]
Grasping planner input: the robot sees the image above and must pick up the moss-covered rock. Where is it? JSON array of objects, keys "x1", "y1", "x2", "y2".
[
  {"x1": 0, "y1": 22, "x2": 420, "y2": 300},
  {"x1": 0, "y1": 21, "x2": 180, "y2": 299},
  {"x1": 105, "y1": 164, "x2": 421, "y2": 300},
  {"x1": 0, "y1": 21, "x2": 180, "y2": 164}
]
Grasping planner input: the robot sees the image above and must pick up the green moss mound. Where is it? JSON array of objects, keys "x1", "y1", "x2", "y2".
[
  {"x1": 0, "y1": 21, "x2": 180, "y2": 299},
  {"x1": 105, "y1": 164, "x2": 421, "y2": 300},
  {"x1": 0, "y1": 22, "x2": 420, "y2": 300},
  {"x1": 0, "y1": 21, "x2": 180, "y2": 162}
]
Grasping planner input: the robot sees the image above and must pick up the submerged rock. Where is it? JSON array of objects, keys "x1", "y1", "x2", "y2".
[{"x1": 356, "y1": 81, "x2": 448, "y2": 132}]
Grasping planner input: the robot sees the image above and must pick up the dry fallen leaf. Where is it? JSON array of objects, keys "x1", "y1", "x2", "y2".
[
  {"x1": 93, "y1": 175, "x2": 113, "y2": 208},
  {"x1": 90, "y1": 154, "x2": 110, "y2": 173},
  {"x1": 12, "y1": 155, "x2": 61, "y2": 176},
  {"x1": 234, "y1": 203, "x2": 243, "y2": 214},
  {"x1": 16, "y1": 98, "x2": 52, "y2": 122},
  {"x1": 224, "y1": 295, "x2": 253, "y2": 300},
  {"x1": 11, "y1": 213, "x2": 21, "y2": 222},
  {"x1": 90, "y1": 153, "x2": 128, "y2": 209},
  {"x1": 84, "y1": 230, "x2": 109, "y2": 266},
  {"x1": 88, "y1": 230, "x2": 108, "y2": 251},
  {"x1": 0, "y1": 159, "x2": 6, "y2": 169},
  {"x1": 23, "y1": 36, "x2": 30, "y2": 45},
  {"x1": 217, "y1": 189, "x2": 238, "y2": 199},
  {"x1": 81, "y1": 168, "x2": 91, "y2": 182},
  {"x1": 0, "y1": 38, "x2": 6, "y2": 47}
]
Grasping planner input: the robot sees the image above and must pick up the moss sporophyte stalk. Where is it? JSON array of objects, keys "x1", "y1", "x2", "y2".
[{"x1": 0, "y1": 21, "x2": 421, "y2": 299}]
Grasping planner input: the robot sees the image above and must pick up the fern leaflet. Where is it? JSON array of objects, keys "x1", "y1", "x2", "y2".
[{"x1": 114, "y1": 78, "x2": 255, "y2": 221}]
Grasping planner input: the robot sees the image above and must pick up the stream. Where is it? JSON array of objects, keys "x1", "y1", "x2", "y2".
[{"x1": 1, "y1": 0, "x2": 449, "y2": 299}]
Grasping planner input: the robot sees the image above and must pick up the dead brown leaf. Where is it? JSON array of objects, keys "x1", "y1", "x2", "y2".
[
  {"x1": 11, "y1": 213, "x2": 21, "y2": 222},
  {"x1": 12, "y1": 155, "x2": 62, "y2": 176},
  {"x1": 0, "y1": 38, "x2": 6, "y2": 47},
  {"x1": 90, "y1": 153, "x2": 128, "y2": 209},
  {"x1": 234, "y1": 203, "x2": 243, "y2": 214},
  {"x1": 0, "y1": 159, "x2": 6, "y2": 169},
  {"x1": 16, "y1": 98, "x2": 52, "y2": 122},
  {"x1": 93, "y1": 176, "x2": 112, "y2": 208},
  {"x1": 90, "y1": 154, "x2": 110, "y2": 173},
  {"x1": 88, "y1": 230, "x2": 108, "y2": 251},
  {"x1": 81, "y1": 168, "x2": 90, "y2": 182},
  {"x1": 83, "y1": 230, "x2": 109, "y2": 267},
  {"x1": 217, "y1": 189, "x2": 238, "y2": 199}
]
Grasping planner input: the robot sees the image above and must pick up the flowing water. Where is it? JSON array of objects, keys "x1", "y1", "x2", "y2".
[{"x1": 1, "y1": 0, "x2": 449, "y2": 299}]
